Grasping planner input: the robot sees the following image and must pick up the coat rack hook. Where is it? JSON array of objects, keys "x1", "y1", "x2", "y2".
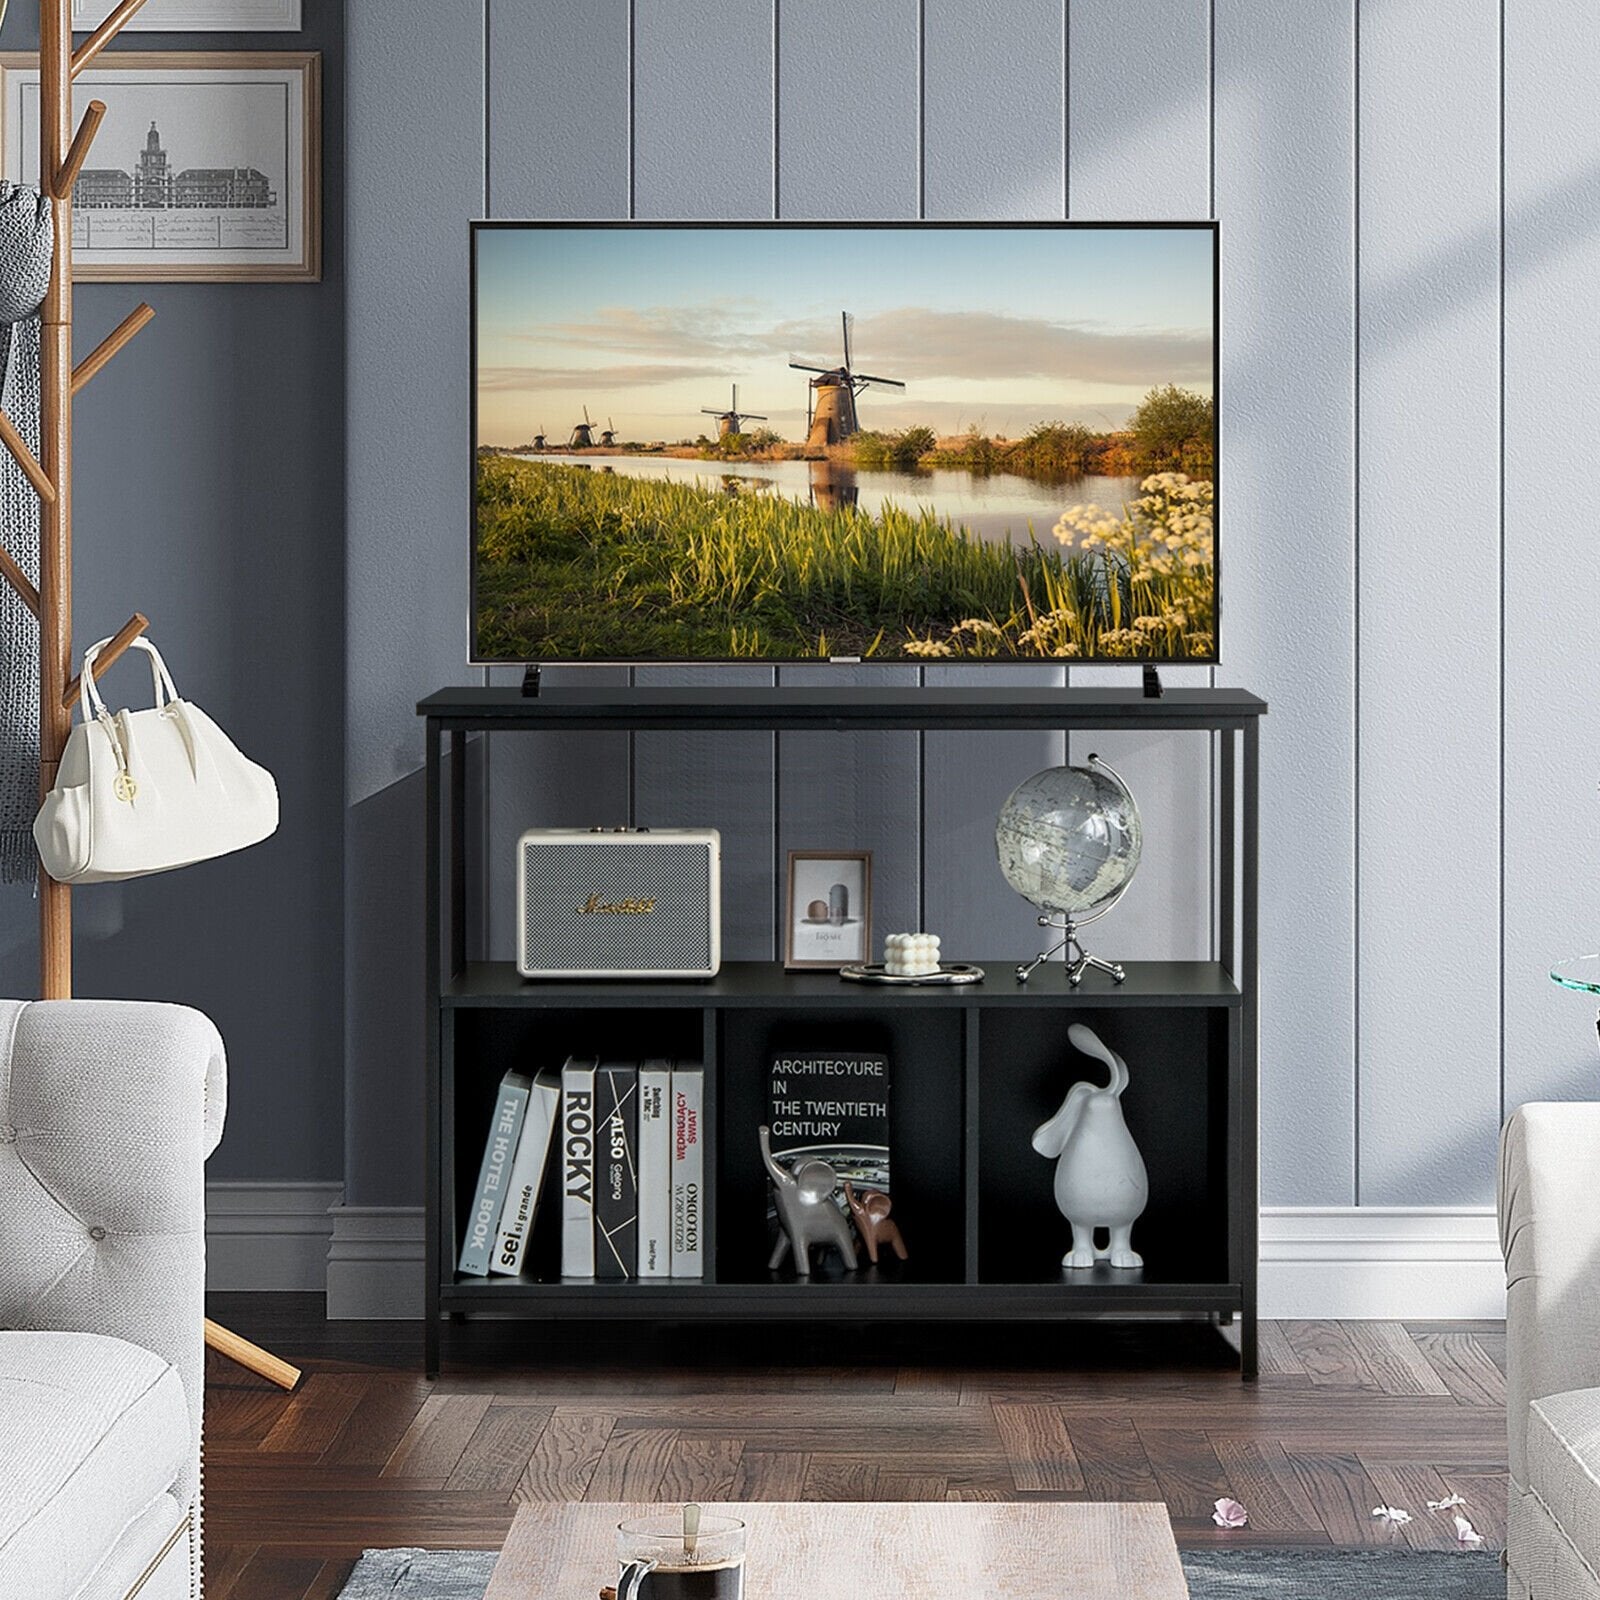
[
  {"x1": 61, "y1": 611, "x2": 148, "y2": 711},
  {"x1": 73, "y1": 302, "x2": 155, "y2": 394},
  {"x1": 71, "y1": 0, "x2": 153, "y2": 77},
  {"x1": 0, "y1": 407, "x2": 56, "y2": 503},
  {"x1": 52, "y1": 99, "x2": 105, "y2": 201},
  {"x1": 0, "y1": 539, "x2": 39, "y2": 616}
]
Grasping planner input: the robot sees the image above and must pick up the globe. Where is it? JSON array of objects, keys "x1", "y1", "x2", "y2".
[{"x1": 995, "y1": 760, "x2": 1143, "y2": 918}]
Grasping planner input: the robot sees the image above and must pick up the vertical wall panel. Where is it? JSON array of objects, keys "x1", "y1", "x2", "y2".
[
  {"x1": 777, "y1": 0, "x2": 919, "y2": 220},
  {"x1": 773, "y1": 0, "x2": 922, "y2": 959},
  {"x1": 919, "y1": 2, "x2": 1068, "y2": 959},
  {"x1": 483, "y1": 1, "x2": 632, "y2": 960},
  {"x1": 345, "y1": 0, "x2": 484, "y2": 1202},
  {"x1": 487, "y1": 0, "x2": 629, "y2": 219},
  {"x1": 1503, "y1": 4, "x2": 1600, "y2": 1111},
  {"x1": 1215, "y1": 0, "x2": 1357, "y2": 1205},
  {"x1": 633, "y1": 0, "x2": 774, "y2": 219},
  {"x1": 777, "y1": 666, "x2": 922, "y2": 953},
  {"x1": 630, "y1": 3, "x2": 778, "y2": 957},
  {"x1": 922, "y1": 0, "x2": 1065, "y2": 218},
  {"x1": 1358, "y1": 0, "x2": 1500, "y2": 1203},
  {"x1": 1067, "y1": 0, "x2": 1214, "y2": 964}
]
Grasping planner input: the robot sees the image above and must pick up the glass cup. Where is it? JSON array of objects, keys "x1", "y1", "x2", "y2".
[{"x1": 617, "y1": 1511, "x2": 746, "y2": 1600}]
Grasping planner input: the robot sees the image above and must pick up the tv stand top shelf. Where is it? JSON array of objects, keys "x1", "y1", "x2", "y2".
[
  {"x1": 418, "y1": 683, "x2": 1266, "y2": 732},
  {"x1": 442, "y1": 959, "x2": 1241, "y2": 1009}
]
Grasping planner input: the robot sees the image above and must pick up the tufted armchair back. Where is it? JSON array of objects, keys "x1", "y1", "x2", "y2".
[{"x1": 0, "y1": 998, "x2": 225, "y2": 1511}]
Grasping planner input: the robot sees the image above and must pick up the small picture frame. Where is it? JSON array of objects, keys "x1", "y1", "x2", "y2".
[{"x1": 785, "y1": 851, "x2": 872, "y2": 970}]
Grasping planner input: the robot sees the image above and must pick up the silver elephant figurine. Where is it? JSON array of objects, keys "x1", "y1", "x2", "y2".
[{"x1": 760, "y1": 1125, "x2": 858, "y2": 1275}]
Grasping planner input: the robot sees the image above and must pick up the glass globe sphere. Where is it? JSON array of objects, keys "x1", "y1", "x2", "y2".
[{"x1": 995, "y1": 760, "x2": 1143, "y2": 918}]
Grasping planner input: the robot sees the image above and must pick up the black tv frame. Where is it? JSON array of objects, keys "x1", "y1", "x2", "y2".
[{"x1": 469, "y1": 218, "x2": 1220, "y2": 668}]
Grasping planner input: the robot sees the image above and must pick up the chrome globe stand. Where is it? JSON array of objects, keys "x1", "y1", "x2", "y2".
[{"x1": 1015, "y1": 883, "x2": 1133, "y2": 986}]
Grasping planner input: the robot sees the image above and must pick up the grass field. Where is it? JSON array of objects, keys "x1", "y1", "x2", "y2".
[{"x1": 474, "y1": 458, "x2": 1214, "y2": 662}]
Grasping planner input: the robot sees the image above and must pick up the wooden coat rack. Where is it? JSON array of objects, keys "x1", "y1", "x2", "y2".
[{"x1": 0, "y1": 0, "x2": 300, "y2": 1392}]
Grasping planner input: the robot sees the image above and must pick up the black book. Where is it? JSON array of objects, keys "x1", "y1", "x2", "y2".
[
  {"x1": 765, "y1": 1050, "x2": 891, "y2": 1197},
  {"x1": 594, "y1": 1061, "x2": 639, "y2": 1279}
]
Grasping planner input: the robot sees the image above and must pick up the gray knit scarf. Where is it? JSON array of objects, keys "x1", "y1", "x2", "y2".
[{"x1": 0, "y1": 183, "x2": 53, "y2": 885}]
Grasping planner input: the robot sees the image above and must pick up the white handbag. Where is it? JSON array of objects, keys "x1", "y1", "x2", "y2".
[{"x1": 33, "y1": 635, "x2": 279, "y2": 884}]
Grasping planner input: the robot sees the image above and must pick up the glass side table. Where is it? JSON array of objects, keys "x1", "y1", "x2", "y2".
[{"x1": 1550, "y1": 955, "x2": 1600, "y2": 1046}]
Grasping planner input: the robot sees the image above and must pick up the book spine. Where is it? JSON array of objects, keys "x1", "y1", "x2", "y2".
[
  {"x1": 458, "y1": 1071, "x2": 532, "y2": 1276},
  {"x1": 637, "y1": 1061, "x2": 672, "y2": 1279},
  {"x1": 594, "y1": 1063, "x2": 639, "y2": 1279},
  {"x1": 490, "y1": 1070, "x2": 561, "y2": 1277},
  {"x1": 671, "y1": 1064, "x2": 705, "y2": 1279},
  {"x1": 560, "y1": 1058, "x2": 598, "y2": 1277}
]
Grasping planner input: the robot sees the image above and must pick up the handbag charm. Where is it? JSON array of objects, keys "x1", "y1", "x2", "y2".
[{"x1": 33, "y1": 634, "x2": 279, "y2": 884}]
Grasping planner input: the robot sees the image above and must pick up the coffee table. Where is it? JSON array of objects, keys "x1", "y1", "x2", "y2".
[{"x1": 486, "y1": 1500, "x2": 1189, "y2": 1598}]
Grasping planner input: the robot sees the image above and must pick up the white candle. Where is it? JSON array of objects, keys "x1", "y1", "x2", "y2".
[{"x1": 884, "y1": 932, "x2": 941, "y2": 977}]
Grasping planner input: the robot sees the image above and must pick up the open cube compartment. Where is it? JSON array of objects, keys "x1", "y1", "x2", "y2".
[{"x1": 976, "y1": 1006, "x2": 1234, "y2": 1288}]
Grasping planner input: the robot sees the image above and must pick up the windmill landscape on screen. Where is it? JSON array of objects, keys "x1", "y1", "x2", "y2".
[{"x1": 472, "y1": 224, "x2": 1216, "y2": 664}]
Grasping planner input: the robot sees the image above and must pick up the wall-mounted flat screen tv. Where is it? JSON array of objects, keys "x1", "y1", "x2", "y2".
[{"x1": 472, "y1": 221, "x2": 1216, "y2": 665}]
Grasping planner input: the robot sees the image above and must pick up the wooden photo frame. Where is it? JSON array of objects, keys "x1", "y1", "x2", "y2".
[
  {"x1": 72, "y1": 0, "x2": 302, "y2": 28},
  {"x1": 0, "y1": 51, "x2": 320, "y2": 281},
  {"x1": 785, "y1": 851, "x2": 873, "y2": 970}
]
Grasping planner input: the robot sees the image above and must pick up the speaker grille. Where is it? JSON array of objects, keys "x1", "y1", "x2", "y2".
[{"x1": 520, "y1": 841, "x2": 713, "y2": 972}]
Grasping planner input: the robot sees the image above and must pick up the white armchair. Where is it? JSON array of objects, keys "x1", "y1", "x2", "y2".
[
  {"x1": 1500, "y1": 1102, "x2": 1600, "y2": 1600},
  {"x1": 0, "y1": 998, "x2": 225, "y2": 1600}
]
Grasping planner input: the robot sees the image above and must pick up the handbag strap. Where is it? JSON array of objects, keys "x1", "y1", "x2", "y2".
[{"x1": 79, "y1": 635, "x2": 181, "y2": 725}]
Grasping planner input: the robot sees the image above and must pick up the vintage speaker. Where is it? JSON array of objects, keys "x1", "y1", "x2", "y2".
[{"x1": 516, "y1": 828, "x2": 721, "y2": 979}]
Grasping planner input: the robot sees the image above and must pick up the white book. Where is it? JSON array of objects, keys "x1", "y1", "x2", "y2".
[
  {"x1": 637, "y1": 1060, "x2": 673, "y2": 1279},
  {"x1": 490, "y1": 1068, "x2": 562, "y2": 1277},
  {"x1": 670, "y1": 1063, "x2": 704, "y2": 1279},
  {"x1": 458, "y1": 1070, "x2": 531, "y2": 1276},
  {"x1": 560, "y1": 1057, "x2": 599, "y2": 1277}
]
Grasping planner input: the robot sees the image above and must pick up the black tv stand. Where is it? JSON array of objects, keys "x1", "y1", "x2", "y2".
[{"x1": 418, "y1": 683, "x2": 1265, "y2": 1378}]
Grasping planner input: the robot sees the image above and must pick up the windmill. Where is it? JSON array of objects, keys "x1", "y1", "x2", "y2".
[
  {"x1": 599, "y1": 416, "x2": 618, "y2": 447},
  {"x1": 569, "y1": 406, "x2": 597, "y2": 448},
  {"x1": 700, "y1": 383, "x2": 767, "y2": 440},
  {"x1": 790, "y1": 312, "x2": 904, "y2": 448},
  {"x1": 532, "y1": 424, "x2": 547, "y2": 450}
]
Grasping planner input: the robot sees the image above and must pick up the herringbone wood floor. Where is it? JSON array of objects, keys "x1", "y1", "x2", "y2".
[{"x1": 202, "y1": 1295, "x2": 1508, "y2": 1599}]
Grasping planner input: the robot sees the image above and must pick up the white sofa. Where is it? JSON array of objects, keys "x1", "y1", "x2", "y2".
[
  {"x1": 0, "y1": 999, "x2": 225, "y2": 1600},
  {"x1": 1500, "y1": 1102, "x2": 1600, "y2": 1600}
]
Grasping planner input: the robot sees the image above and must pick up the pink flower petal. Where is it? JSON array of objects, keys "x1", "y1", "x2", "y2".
[
  {"x1": 1213, "y1": 1497, "x2": 1249, "y2": 1528},
  {"x1": 1454, "y1": 1514, "x2": 1484, "y2": 1546},
  {"x1": 1371, "y1": 1505, "x2": 1413, "y2": 1525}
]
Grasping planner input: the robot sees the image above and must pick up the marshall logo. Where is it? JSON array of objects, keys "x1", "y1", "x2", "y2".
[{"x1": 578, "y1": 894, "x2": 657, "y2": 915}]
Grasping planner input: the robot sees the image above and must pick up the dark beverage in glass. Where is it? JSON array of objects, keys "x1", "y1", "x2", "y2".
[{"x1": 618, "y1": 1512, "x2": 745, "y2": 1600}]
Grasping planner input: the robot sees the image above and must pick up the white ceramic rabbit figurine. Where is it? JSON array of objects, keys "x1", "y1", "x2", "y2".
[{"x1": 1031, "y1": 1022, "x2": 1149, "y2": 1269}]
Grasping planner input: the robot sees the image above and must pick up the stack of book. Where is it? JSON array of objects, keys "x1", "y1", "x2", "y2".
[{"x1": 457, "y1": 1056, "x2": 704, "y2": 1280}]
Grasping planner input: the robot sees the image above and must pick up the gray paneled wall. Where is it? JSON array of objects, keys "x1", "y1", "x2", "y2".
[{"x1": 346, "y1": 0, "x2": 1596, "y2": 1213}]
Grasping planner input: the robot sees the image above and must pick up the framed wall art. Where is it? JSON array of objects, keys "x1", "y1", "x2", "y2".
[
  {"x1": 0, "y1": 51, "x2": 319, "y2": 281},
  {"x1": 72, "y1": 0, "x2": 302, "y2": 30},
  {"x1": 785, "y1": 851, "x2": 873, "y2": 970}
]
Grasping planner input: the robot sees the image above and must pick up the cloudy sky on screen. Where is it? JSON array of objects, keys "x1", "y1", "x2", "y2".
[{"x1": 475, "y1": 225, "x2": 1213, "y2": 446}]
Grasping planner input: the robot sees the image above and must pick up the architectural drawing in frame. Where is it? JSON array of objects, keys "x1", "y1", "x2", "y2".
[
  {"x1": 72, "y1": 0, "x2": 302, "y2": 31},
  {"x1": 0, "y1": 52, "x2": 319, "y2": 281}
]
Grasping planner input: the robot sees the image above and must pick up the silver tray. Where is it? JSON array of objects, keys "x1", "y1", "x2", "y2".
[{"x1": 838, "y1": 962, "x2": 986, "y2": 986}]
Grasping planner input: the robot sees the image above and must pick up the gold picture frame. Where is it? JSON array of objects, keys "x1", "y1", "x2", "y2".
[
  {"x1": 0, "y1": 51, "x2": 320, "y2": 282},
  {"x1": 784, "y1": 850, "x2": 873, "y2": 971}
]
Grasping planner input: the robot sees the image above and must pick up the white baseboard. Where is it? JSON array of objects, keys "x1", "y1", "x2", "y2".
[
  {"x1": 1260, "y1": 1205, "x2": 1503, "y2": 1319},
  {"x1": 205, "y1": 1182, "x2": 343, "y2": 1291},
  {"x1": 209, "y1": 1195, "x2": 1506, "y2": 1321},
  {"x1": 326, "y1": 1205, "x2": 426, "y2": 1319}
]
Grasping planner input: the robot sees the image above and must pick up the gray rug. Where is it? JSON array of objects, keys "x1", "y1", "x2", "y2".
[{"x1": 337, "y1": 1545, "x2": 1504, "y2": 1598}]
